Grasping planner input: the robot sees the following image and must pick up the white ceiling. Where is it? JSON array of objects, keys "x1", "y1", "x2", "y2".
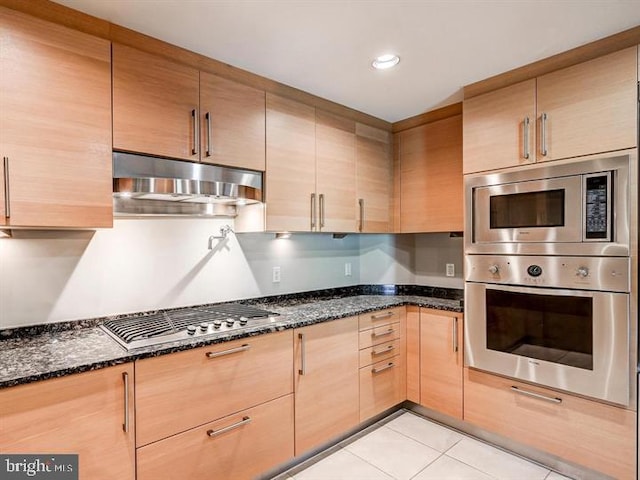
[{"x1": 53, "y1": 0, "x2": 640, "y2": 123}]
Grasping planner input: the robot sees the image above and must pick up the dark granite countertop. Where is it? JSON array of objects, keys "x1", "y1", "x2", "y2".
[{"x1": 0, "y1": 286, "x2": 463, "y2": 389}]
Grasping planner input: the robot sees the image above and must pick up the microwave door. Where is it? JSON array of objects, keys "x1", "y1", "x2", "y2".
[{"x1": 474, "y1": 175, "x2": 583, "y2": 243}]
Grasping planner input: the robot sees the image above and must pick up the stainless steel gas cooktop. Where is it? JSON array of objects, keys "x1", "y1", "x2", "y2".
[{"x1": 101, "y1": 303, "x2": 280, "y2": 350}]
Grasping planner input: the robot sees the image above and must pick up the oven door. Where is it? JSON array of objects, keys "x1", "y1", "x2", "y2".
[
  {"x1": 474, "y1": 175, "x2": 582, "y2": 243},
  {"x1": 465, "y1": 282, "x2": 630, "y2": 406}
]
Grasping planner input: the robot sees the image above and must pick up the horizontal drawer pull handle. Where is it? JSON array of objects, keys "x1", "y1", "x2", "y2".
[
  {"x1": 371, "y1": 311, "x2": 395, "y2": 320},
  {"x1": 207, "y1": 416, "x2": 251, "y2": 437},
  {"x1": 372, "y1": 345, "x2": 394, "y2": 356},
  {"x1": 206, "y1": 344, "x2": 250, "y2": 359},
  {"x1": 510, "y1": 386, "x2": 562, "y2": 404},
  {"x1": 372, "y1": 362, "x2": 395, "y2": 374},
  {"x1": 371, "y1": 328, "x2": 394, "y2": 338}
]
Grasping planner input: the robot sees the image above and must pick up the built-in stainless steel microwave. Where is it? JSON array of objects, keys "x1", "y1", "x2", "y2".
[{"x1": 464, "y1": 151, "x2": 634, "y2": 256}]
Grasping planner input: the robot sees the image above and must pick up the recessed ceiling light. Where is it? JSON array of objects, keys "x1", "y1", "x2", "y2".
[{"x1": 372, "y1": 54, "x2": 400, "y2": 70}]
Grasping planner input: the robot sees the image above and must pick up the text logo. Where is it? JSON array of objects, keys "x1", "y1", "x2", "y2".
[{"x1": 0, "y1": 455, "x2": 78, "y2": 480}]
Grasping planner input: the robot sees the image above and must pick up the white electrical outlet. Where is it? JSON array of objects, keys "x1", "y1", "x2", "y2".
[
  {"x1": 345, "y1": 262, "x2": 352, "y2": 277},
  {"x1": 446, "y1": 263, "x2": 455, "y2": 277},
  {"x1": 272, "y1": 266, "x2": 281, "y2": 283}
]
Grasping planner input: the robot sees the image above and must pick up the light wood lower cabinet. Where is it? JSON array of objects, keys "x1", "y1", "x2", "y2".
[
  {"x1": 358, "y1": 307, "x2": 406, "y2": 422},
  {"x1": 0, "y1": 364, "x2": 135, "y2": 480},
  {"x1": 464, "y1": 368, "x2": 636, "y2": 479},
  {"x1": 419, "y1": 309, "x2": 463, "y2": 419},
  {"x1": 137, "y1": 394, "x2": 294, "y2": 480},
  {"x1": 294, "y1": 317, "x2": 360, "y2": 454},
  {"x1": 135, "y1": 330, "x2": 293, "y2": 446},
  {"x1": 406, "y1": 306, "x2": 420, "y2": 403}
]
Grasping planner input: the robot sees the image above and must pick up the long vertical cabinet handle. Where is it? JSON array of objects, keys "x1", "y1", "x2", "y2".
[
  {"x1": 298, "y1": 333, "x2": 306, "y2": 375},
  {"x1": 540, "y1": 113, "x2": 548, "y2": 157},
  {"x1": 191, "y1": 108, "x2": 199, "y2": 155},
  {"x1": 452, "y1": 317, "x2": 458, "y2": 353},
  {"x1": 122, "y1": 372, "x2": 130, "y2": 433},
  {"x1": 319, "y1": 193, "x2": 325, "y2": 229},
  {"x1": 358, "y1": 198, "x2": 364, "y2": 232},
  {"x1": 310, "y1": 193, "x2": 316, "y2": 231},
  {"x1": 3, "y1": 157, "x2": 9, "y2": 218},
  {"x1": 205, "y1": 112, "x2": 212, "y2": 157},
  {"x1": 522, "y1": 117, "x2": 530, "y2": 160}
]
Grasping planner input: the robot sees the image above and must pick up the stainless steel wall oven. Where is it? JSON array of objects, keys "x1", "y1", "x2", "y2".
[{"x1": 464, "y1": 150, "x2": 637, "y2": 407}]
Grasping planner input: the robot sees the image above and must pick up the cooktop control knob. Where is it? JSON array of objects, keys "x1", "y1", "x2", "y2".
[
  {"x1": 212, "y1": 320, "x2": 222, "y2": 329},
  {"x1": 488, "y1": 265, "x2": 499, "y2": 275},
  {"x1": 200, "y1": 323, "x2": 209, "y2": 331},
  {"x1": 239, "y1": 316, "x2": 248, "y2": 326},
  {"x1": 226, "y1": 318, "x2": 235, "y2": 327},
  {"x1": 186, "y1": 325, "x2": 197, "y2": 335},
  {"x1": 576, "y1": 266, "x2": 589, "y2": 278}
]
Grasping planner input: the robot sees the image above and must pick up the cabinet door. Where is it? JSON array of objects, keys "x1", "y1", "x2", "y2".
[
  {"x1": 0, "y1": 364, "x2": 135, "y2": 480},
  {"x1": 266, "y1": 94, "x2": 316, "y2": 231},
  {"x1": 356, "y1": 123, "x2": 393, "y2": 233},
  {"x1": 137, "y1": 394, "x2": 294, "y2": 480},
  {"x1": 537, "y1": 47, "x2": 637, "y2": 162},
  {"x1": 463, "y1": 79, "x2": 536, "y2": 174},
  {"x1": 135, "y1": 330, "x2": 293, "y2": 446},
  {"x1": 359, "y1": 355, "x2": 406, "y2": 422},
  {"x1": 113, "y1": 44, "x2": 199, "y2": 161},
  {"x1": 0, "y1": 8, "x2": 112, "y2": 228},
  {"x1": 199, "y1": 72, "x2": 265, "y2": 171},
  {"x1": 294, "y1": 317, "x2": 359, "y2": 454},
  {"x1": 398, "y1": 114, "x2": 463, "y2": 233},
  {"x1": 419, "y1": 309, "x2": 463, "y2": 419},
  {"x1": 406, "y1": 306, "x2": 420, "y2": 403},
  {"x1": 316, "y1": 110, "x2": 357, "y2": 232},
  {"x1": 464, "y1": 368, "x2": 636, "y2": 479}
]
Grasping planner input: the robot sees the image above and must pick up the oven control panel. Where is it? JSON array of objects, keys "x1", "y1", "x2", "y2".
[{"x1": 465, "y1": 255, "x2": 629, "y2": 292}]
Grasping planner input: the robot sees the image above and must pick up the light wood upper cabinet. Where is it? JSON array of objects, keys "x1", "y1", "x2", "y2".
[
  {"x1": 316, "y1": 110, "x2": 357, "y2": 232},
  {"x1": 0, "y1": 364, "x2": 135, "y2": 480},
  {"x1": 464, "y1": 47, "x2": 638, "y2": 174},
  {"x1": 135, "y1": 330, "x2": 293, "y2": 446},
  {"x1": 463, "y1": 79, "x2": 536, "y2": 174},
  {"x1": 266, "y1": 94, "x2": 316, "y2": 231},
  {"x1": 397, "y1": 114, "x2": 463, "y2": 233},
  {"x1": 536, "y1": 47, "x2": 637, "y2": 162},
  {"x1": 199, "y1": 72, "x2": 265, "y2": 171},
  {"x1": 356, "y1": 123, "x2": 393, "y2": 232},
  {"x1": 137, "y1": 394, "x2": 294, "y2": 480},
  {"x1": 0, "y1": 7, "x2": 112, "y2": 228},
  {"x1": 294, "y1": 317, "x2": 359, "y2": 454},
  {"x1": 113, "y1": 44, "x2": 200, "y2": 161},
  {"x1": 420, "y1": 309, "x2": 463, "y2": 419}
]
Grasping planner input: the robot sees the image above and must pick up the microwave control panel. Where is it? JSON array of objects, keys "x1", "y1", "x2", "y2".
[{"x1": 584, "y1": 172, "x2": 612, "y2": 241}]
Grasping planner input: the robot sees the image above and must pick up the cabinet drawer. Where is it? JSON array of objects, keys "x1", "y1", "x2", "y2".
[
  {"x1": 135, "y1": 330, "x2": 293, "y2": 446},
  {"x1": 137, "y1": 394, "x2": 294, "y2": 480},
  {"x1": 359, "y1": 322, "x2": 400, "y2": 349},
  {"x1": 359, "y1": 355, "x2": 406, "y2": 422},
  {"x1": 464, "y1": 368, "x2": 636, "y2": 479},
  {"x1": 359, "y1": 339, "x2": 399, "y2": 367},
  {"x1": 358, "y1": 307, "x2": 404, "y2": 331}
]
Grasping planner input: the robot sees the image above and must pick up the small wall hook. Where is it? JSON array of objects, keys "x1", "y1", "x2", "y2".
[{"x1": 208, "y1": 225, "x2": 234, "y2": 250}]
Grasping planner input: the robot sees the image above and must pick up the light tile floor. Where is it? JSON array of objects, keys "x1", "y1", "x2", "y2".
[{"x1": 276, "y1": 411, "x2": 573, "y2": 480}]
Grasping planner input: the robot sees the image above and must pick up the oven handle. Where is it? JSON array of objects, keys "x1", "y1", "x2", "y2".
[{"x1": 510, "y1": 385, "x2": 562, "y2": 404}]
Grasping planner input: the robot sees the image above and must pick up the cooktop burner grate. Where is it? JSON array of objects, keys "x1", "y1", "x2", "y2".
[{"x1": 101, "y1": 303, "x2": 279, "y2": 348}]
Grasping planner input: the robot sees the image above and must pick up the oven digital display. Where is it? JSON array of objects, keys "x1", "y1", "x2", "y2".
[{"x1": 585, "y1": 174, "x2": 609, "y2": 239}]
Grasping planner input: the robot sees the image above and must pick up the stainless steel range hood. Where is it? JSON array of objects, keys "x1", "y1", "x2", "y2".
[{"x1": 113, "y1": 152, "x2": 263, "y2": 217}]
